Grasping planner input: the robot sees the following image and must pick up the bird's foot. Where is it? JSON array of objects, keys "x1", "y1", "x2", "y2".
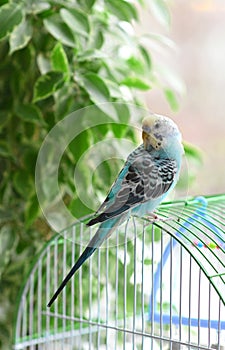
[
  {"x1": 144, "y1": 213, "x2": 172, "y2": 223},
  {"x1": 145, "y1": 213, "x2": 158, "y2": 220}
]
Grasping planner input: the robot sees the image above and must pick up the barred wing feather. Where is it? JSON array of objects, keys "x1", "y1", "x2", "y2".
[{"x1": 87, "y1": 152, "x2": 177, "y2": 226}]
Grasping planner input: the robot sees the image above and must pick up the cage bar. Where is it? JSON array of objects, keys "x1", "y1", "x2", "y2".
[{"x1": 13, "y1": 195, "x2": 225, "y2": 350}]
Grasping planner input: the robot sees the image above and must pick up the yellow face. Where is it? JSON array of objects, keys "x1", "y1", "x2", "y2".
[
  {"x1": 142, "y1": 113, "x2": 182, "y2": 152},
  {"x1": 142, "y1": 115, "x2": 164, "y2": 150},
  {"x1": 142, "y1": 130, "x2": 162, "y2": 150}
]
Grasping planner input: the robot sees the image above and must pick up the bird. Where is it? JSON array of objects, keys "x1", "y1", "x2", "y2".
[{"x1": 47, "y1": 113, "x2": 184, "y2": 307}]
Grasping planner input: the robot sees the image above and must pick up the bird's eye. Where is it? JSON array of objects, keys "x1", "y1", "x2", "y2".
[{"x1": 155, "y1": 123, "x2": 160, "y2": 128}]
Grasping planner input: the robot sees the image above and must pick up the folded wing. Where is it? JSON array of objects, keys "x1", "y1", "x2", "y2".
[{"x1": 87, "y1": 151, "x2": 177, "y2": 226}]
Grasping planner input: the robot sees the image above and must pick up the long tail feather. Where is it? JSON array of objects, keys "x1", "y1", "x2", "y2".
[
  {"x1": 47, "y1": 216, "x2": 124, "y2": 307},
  {"x1": 47, "y1": 245, "x2": 96, "y2": 307}
]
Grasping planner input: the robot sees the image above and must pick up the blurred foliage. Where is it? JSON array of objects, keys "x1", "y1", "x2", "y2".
[{"x1": 0, "y1": 0, "x2": 200, "y2": 348}]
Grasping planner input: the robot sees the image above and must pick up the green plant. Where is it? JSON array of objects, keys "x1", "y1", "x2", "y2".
[{"x1": 0, "y1": 0, "x2": 189, "y2": 348}]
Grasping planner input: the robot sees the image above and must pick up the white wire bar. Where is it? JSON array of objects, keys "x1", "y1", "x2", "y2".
[{"x1": 13, "y1": 196, "x2": 225, "y2": 350}]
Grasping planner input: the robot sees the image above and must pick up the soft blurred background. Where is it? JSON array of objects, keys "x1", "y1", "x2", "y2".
[
  {"x1": 1, "y1": 0, "x2": 225, "y2": 348},
  {"x1": 138, "y1": 0, "x2": 225, "y2": 195}
]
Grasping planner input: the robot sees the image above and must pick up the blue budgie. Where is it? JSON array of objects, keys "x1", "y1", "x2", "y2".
[{"x1": 48, "y1": 113, "x2": 184, "y2": 307}]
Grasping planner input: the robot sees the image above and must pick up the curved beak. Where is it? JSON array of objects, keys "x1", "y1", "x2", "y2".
[{"x1": 142, "y1": 131, "x2": 159, "y2": 150}]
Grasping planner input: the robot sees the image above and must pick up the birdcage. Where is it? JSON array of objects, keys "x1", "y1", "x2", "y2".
[{"x1": 13, "y1": 195, "x2": 225, "y2": 350}]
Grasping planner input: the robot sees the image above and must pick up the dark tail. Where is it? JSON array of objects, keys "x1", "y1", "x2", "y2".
[
  {"x1": 47, "y1": 215, "x2": 125, "y2": 307},
  {"x1": 47, "y1": 245, "x2": 96, "y2": 307}
]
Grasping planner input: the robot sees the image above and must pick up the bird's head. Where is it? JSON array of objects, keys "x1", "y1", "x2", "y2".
[{"x1": 142, "y1": 114, "x2": 182, "y2": 151}]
